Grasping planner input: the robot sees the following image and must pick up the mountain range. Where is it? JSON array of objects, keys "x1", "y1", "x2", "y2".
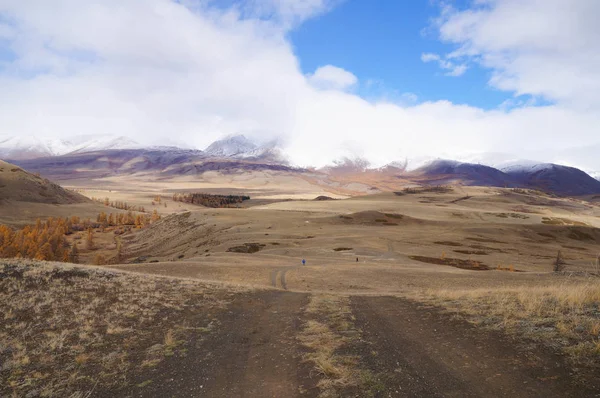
[{"x1": 2, "y1": 134, "x2": 600, "y2": 196}]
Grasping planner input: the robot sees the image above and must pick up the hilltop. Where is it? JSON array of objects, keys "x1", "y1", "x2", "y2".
[{"x1": 0, "y1": 160, "x2": 89, "y2": 204}]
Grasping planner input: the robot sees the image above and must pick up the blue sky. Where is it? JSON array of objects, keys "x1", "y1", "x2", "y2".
[
  {"x1": 0, "y1": 0, "x2": 599, "y2": 171},
  {"x1": 289, "y1": 1, "x2": 513, "y2": 109}
]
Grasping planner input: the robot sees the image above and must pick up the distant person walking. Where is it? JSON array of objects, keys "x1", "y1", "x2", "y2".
[
  {"x1": 302, "y1": 259, "x2": 306, "y2": 266},
  {"x1": 356, "y1": 257, "x2": 359, "y2": 262}
]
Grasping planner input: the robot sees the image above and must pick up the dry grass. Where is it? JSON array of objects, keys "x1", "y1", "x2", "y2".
[
  {"x1": 542, "y1": 217, "x2": 588, "y2": 226},
  {"x1": 298, "y1": 295, "x2": 362, "y2": 397},
  {"x1": 417, "y1": 281, "x2": 600, "y2": 365},
  {"x1": 0, "y1": 259, "x2": 229, "y2": 397}
]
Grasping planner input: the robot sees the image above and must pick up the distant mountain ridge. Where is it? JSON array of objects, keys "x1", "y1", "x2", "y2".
[
  {"x1": 0, "y1": 135, "x2": 141, "y2": 160},
  {"x1": 502, "y1": 163, "x2": 600, "y2": 196},
  {"x1": 410, "y1": 159, "x2": 518, "y2": 188},
  {"x1": 3, "y1": 134, "x2": 600, "y2": 196},
  {"x1": 409, "y1": 159, "x2": 600, "y2": 196}
]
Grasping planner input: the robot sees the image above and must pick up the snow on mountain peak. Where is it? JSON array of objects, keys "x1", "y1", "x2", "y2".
[
  {"x1": 500, "y1": 161, "x2": 555, "y2": 174},
  {"x1": 204, "y1": 135, "x2": 258, "y2": 157},
  {"x1": 0, "y1": 135, "x2": 141, "y2": 160}
]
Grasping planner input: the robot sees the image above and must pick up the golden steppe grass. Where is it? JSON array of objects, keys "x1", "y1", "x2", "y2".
[
  {"x1": 0, "y1": 259, "x2": 232, "y2": 398},
  {"x1": 417, "y1": 280, "x2": 600, "y2": 364},
  {"x1": 299, "y1": 295, "x2": 384, "y2": 398}
]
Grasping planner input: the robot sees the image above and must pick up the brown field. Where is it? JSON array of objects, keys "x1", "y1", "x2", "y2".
[{"x1": 2, "y1": 176, "x2": 600, "y2": 397}]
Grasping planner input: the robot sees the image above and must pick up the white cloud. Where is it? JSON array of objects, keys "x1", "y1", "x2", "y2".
[
  {"x1": 308, "y1": 65, "x2": 357, "y2": 90},
  {"x1": 421, "y1": 52, "x2": 467, "y2": 76},
  {"x1": 444, "y1": 63, "x2": 467, "y2": 77},
  {"x1": 246, "y1": 0, "x2": 341, "y2": 27},
  {"x1": 420, "y1": 53, "x2": 440, "y2": 63},
  {"x1": 435, "y1": 0, "x2": 600, "y2": 107},
  {"x1": 0, "y1": 0, "x2": 598, "y2": 170}
]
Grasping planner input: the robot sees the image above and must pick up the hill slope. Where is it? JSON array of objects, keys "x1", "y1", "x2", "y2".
[
  {"x1": 0, "y1": 160, "x2": 89, "y2": 204},
  {"x1": 410, "y1": 160, "x2": 517, "y2": 187},
  {"x1": 503, "y1": 163, "x2": 600, "y2": 196}
]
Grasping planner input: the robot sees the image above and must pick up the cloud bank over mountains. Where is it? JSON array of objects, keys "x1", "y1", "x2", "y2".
[{"x1": 0, "y1": 0, "x2": 599, "y2": 169}]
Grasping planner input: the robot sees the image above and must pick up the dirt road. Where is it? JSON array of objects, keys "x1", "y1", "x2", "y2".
[
  {"x1": 270, "y1": 266, "x2": 299, "y2": 289},
  {"x1": 101, "y1": 292, "x2": 599, "y2": 397},
  {"x1": 350, "y1": 296, "x2": 600, "y2": 397},
  {"x1": 108, "y1": 291, "x2": 317, "y2": 398}
]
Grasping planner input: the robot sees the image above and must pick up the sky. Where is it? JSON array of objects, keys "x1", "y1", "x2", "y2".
[{"x1": 0, "y1": 0, "x2": 599, "y2": 171}]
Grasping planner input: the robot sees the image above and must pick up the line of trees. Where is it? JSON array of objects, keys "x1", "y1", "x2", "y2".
[
  {"x1": 96, "y1": 210, "x2": 160, "y2": 229},
  {"x1": 172, "y1": 193, "x2": 250, "y2": 208},
  {"x1": 91, "y1": 197, "x2": 146, "y2": 213}
]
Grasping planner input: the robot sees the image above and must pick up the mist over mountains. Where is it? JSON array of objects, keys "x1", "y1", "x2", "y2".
[{"x1": 3, "y1": 133, "x2": 599, "y2": 196}]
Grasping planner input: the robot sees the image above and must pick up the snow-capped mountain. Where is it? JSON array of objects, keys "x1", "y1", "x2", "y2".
[
  {"x1": 498, "y1": 160, "x2": 552, "y2": 174},
  {"x1": 0, "y1": 135, "x2": 141, "y2": 160},
  {"x1": 204, "y1": 135, "x2": 258, "y2": 157},
  {"x1": 412, "y1": 159, "x2": 517, "y2": 187},
  {"x1": 502, "y1": 162, "x2": 600, "y2": 196},
  {"x1": 67, "y1": 135, "x2": 140, "y2": 154},
  {"x1": 0, "y1": 136, "x2": 74, "y2": 160},
  {"x1": 203, "y1": 135, "x2": 288, "y2": 163}
]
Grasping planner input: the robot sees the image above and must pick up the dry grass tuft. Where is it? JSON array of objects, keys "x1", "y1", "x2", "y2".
[
  {"x1": 418, "y1": 281, "x2": 600, "y2": 364},
  {"x1": 0, "y1": 259, "x2": 228, "y2": 397},
  {"x1": 299, "y1": 295, "x2": 367, "y2": 397}
]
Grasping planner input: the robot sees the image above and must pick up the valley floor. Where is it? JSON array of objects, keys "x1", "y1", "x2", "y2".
[{"x1": 3, "y1": 184, "x2": 600, "y2": 397}]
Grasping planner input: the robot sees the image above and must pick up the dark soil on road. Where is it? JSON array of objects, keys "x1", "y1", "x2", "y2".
[
  {"x1": 104, "y1": 290, "x2": 318, "y2": 398},
  {"x1": 350, "y1": 296, "x2": 600, "y2": 397},
  {"x1": 94, "y1": 292, "x2": 600, "y2": 398}
]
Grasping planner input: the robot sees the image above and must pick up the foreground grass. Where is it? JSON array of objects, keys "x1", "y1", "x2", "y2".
[
  {"x1": 0, "y1": 260, "x2": 229, "y2": 397},
  {"x1": 299, "y1": 295, "x2": 382, "y2": 398},
  {"x1": 418, "y1": 280, "x2": 600, "y2": 365}
]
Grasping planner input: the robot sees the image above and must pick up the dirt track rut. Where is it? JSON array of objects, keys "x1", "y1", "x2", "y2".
[
  {"x1": 102, "y1": 292, "x2": 599, "y2": 397},
  {"x1": 116, "y1": 291, "x2": 317, "y2": 398},
  {"x1": 350, "y1": 296, "x2": 600, "y2": 397},
  {"x1": 270, "y1": 266, "x2": 298, "y2": 289}
]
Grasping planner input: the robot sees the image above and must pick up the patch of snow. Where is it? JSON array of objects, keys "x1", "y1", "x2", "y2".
[
  {"x1": 0, "y1": 134, "x2": 141, "y2": 159},
  {"x1": 204, "y1": 135, "x2": 257, "y2": 157},
  {"x1": 68, "y1": 135, "x2": 141, "y2": 154},
  {"x1": 499, "y1": 161, "x2": 555, "y2": 174}
]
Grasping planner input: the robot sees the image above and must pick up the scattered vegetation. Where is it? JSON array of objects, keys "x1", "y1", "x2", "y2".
[
  {"x1": 333, "y1": 247, "x2": 353, "y2": 252},
  {"x1": 0, "y1": 211, "x2": 161, "y2": 264},
  {"x1": 554, "y1": 250, "x2": 567, "y2": 272},
  {"x1": 542, "y1": 217, "x2": 588, "y2": 226},
  {"x1": 454, "y1": 249, "x2": 488, "y2": 255},
  {"x1": 96, "y1": 210, "x2": 161, "y2": 229},
  {"x1": 91, "y1": 197, "x2": 146, "y2": 212},
  {"x1": 0, "y1": 260, "x2": 229, "y2": 397},
  {"x1": 495, "y1": 212, "x2": 530, "y2": 219},
  {"x1": 433, "y1": 241, "x2": 463, "y2": 247},
  {"x1": 449, "y1": 195, "x2": 472, "y2": 204},
  {"x1": 409, "y1": 255, "x2": 490, "y2": 270},
  {"x1": 394, "y1": 185, "x2": 453, "y2": 195},
  {"x1": 510, "y1": 188, "x2": 548, "y2": 196},
  {"x1": 0, "y1": 218, "x2": 77, "y2": 262},
  {"x1": 567, "y1": 227, "x2": 596, "y2": 241},
  {"x1": 172, "y1": 193, "x2": 250, "y2": 208},
  {"x1": 466, "y1": 237, "x2": 506, "y2": 244},
  {"x1": 419, "y1": 282, "x2": 600, "y2": 365},
  {"x1": 226, "y1": 243, "x2": 265, "y2": 254},
  {"x1": 299, "y1": 295, "x2": 377, "y2": 397},
  {"x1": 314, "y1": 196, "x2": 336, "y2": 201},
  {"x1": 495, "y1": 264, "x2": 518, "y2": 272}
]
